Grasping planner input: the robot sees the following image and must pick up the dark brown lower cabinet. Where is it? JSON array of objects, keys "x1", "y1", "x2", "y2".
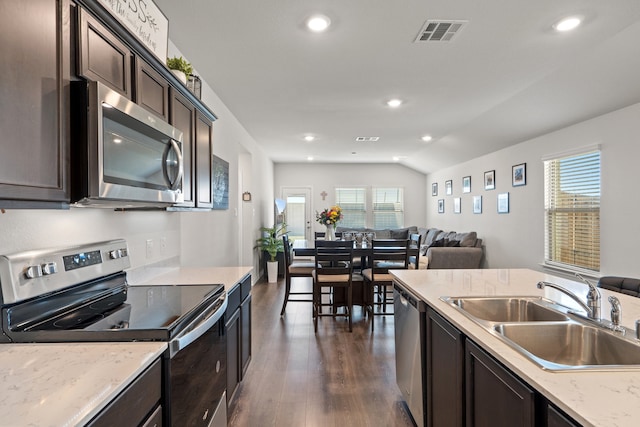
[
  {"x1": 426, "y1": 307, "x2": 464, "y2": 427},
  {"x1": 227, "y1": 274, "x2": 252, "y2": 409},
  {"x1": 88, "y1": 358, "x2": 162, "y2": 427},
  {"x1": 547, "y1": 404, "x2": 581, "y2": 427},
  {"x1": 465, "y1": 339, "x2": 535, "y2": 427}
]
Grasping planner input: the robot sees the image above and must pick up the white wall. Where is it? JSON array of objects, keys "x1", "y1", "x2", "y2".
[
  {"x1": 427, "y1": 101, "x2": 640, "y2": 278},
  {"x1": 275, "y1": 163, "x2": 427, "y2": 234}
]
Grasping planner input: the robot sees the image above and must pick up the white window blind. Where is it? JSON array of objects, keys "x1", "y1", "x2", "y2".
[
  {"x1": 373, "y1": 187, "x2": 404, "y2": 229},
  {"x1": 544, "y1": 150, "x2": 600, "y2": 272},
  {"x1": 335, "y1": 188, "x2": 366, "y2": 228}
]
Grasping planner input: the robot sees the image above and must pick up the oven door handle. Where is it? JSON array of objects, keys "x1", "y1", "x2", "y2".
[{"x1": 169, "y1": 294, "x2": 227, "y2": 357}]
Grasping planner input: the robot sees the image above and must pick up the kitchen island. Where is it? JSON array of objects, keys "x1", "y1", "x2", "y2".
[
  {"x1": 391, "y1": 268, "x2": 640, "y2": 427},
  {"x1": 0, "y1": 341, "x2": 166, "y2": 426}
]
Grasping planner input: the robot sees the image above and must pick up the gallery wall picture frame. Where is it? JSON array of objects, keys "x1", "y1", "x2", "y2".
[
  {"x1": 432, "y1": 182, "x2": 438, "y2": 196},
  {"x1": 454, "y1": 197, "x2": 461, "y2": 213},
  {"x1": 512, "y1": 163, "x2": 526, "y2": 187},
  {"x1": 212, "y1": 155, "x2": 230, "y2": 210},
  {"x1": 438, "y1": 199, "x2": 445, "y2": 213},
  {"x1": 473, "y1": 195, "x2": 482, "y2": 214},
  {"x1": 445, "y1": 180, "x2": 453, "y2": 195},
  {"x1": 497, "y1": 192, "x2": 510, "y2": 214},
  {"x1": 462, "y1": 176, "x2": 471, "y2": 193},
  {"x1": 484, "y1": 170, "x2": 496, "y2": 190}
]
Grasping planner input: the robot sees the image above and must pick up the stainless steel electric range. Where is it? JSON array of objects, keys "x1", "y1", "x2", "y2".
[{"x1": 0, "y1": 239, "x2": 228, "y2": 427}]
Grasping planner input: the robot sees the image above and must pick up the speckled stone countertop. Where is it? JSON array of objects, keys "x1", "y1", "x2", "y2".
[
  {"x1": 130, "y1": 266, "x2": 253, "y2": 292},
  {"x1": 391, "y1": 268, "x2": 640, "y2": 427},
  {"x1": 0, "y1": 341, "x2": 166, "y2": 427}
]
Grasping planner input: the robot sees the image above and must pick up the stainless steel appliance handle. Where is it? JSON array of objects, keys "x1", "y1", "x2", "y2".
[
  {"x1": 162, "y1": 139, "x2": 184, "y2": 191},
  {"x1": 170, "y1": 294, "x2": 227, "y2": 356}
]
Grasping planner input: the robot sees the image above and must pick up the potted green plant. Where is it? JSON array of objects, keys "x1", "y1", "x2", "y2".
[
  {"x1": 254, "y1": 223, "x2": 286, "y2": 283},
  {"x1": 166, "y1": 56, "x2": 193, "y2": 84}
]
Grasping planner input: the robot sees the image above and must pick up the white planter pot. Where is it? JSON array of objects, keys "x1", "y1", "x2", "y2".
[
  {"x1": 267, "y1": 261, "x2": 279, "y2": 283},
  {"x1": 171, "y1": 69, "x2": 187, "y2": 84}
]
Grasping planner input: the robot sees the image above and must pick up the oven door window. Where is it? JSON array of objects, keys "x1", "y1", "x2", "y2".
[{"x1": 102, "y1": 106, "x2": 182, "y2": 190}]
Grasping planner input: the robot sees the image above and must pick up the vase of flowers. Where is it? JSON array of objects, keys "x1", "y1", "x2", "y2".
[{"x1": 316, "y1": 205, "x2": 343, "y2": 240}]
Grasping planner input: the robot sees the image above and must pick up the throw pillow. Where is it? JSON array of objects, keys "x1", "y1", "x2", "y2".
[
  {"x1": 390, "y1": 228, "x2": 410, "y2": 239},
  {"x1": 455, "y1": 231, "x2": 477, "y2": 247}
]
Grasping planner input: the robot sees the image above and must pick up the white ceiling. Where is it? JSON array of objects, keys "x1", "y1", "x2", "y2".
[{"x1": 154, "y1": 0, "x2": 640, "y2": 174}]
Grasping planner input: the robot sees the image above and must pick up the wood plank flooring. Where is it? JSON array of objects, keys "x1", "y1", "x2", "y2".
[{"x1": 228, "y1": 276, "x2": 416, "y2": 427}]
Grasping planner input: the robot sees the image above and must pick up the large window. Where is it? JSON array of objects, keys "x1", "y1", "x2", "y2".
[
  {"x1": 372, "y1": 187, "x2": 404, "y2": 229},
  {"x1": 544, "y1": 149, "x2": 600, "y2": 272},
  {"x1": 335, "y1": 187, "x2": 404, "y2": 228},
  {"x1": 335, "y1": 187, "x2": 366, "y2": 228}
]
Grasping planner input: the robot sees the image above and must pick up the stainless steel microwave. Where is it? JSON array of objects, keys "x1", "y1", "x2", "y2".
[{"x1": 71, "y1": 81, "x2": 184, "y2": 207}]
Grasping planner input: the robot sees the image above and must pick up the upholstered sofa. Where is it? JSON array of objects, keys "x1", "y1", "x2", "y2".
[{"x1": 335, "y1": 226, "x2": 484, "y2": 269}]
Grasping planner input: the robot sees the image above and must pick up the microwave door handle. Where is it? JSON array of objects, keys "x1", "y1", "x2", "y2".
[
  {"x1": 162, "y1": 139, "x2": 184, "y2": 190},
  {"x1": 169, "y1": 295, "x2": 228, "y2": 357}
]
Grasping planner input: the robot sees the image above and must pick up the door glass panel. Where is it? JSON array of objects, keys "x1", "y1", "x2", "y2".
[{"x1": 285, "y1": 196, "x2": 307, "y2": 240}]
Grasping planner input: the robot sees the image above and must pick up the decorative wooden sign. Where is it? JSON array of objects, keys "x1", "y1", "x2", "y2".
[{"x1": 97, "y1": 0, "x2": 169, "y2": 61}]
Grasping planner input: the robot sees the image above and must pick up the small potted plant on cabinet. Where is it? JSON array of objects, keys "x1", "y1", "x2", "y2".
[
  {"x1": 166, "y1": 56, "x2": 193, "y2": 84},
  {"x1": 254, "y1": 223, "x2": 286, "y2": 283}
]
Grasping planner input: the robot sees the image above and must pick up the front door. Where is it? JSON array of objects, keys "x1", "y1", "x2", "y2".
[{"x1": 281, "y1": 187, "x2": 312, "y2": 241}]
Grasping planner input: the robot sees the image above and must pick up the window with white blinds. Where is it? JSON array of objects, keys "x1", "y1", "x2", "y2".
[
  {"x1": 335, "y1": 188, "x2": 366, "y2": 228},
  {"x1": 372, "y1": 187, "x2": 404, "y2": 229},
  {"x1": 544, "y1": 150, "x2": 600, "y2": 272}
]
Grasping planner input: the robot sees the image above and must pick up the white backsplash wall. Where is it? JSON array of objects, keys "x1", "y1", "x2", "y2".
[{"x1": 0, "y1": 208, "x2": 181, "y2": 269}]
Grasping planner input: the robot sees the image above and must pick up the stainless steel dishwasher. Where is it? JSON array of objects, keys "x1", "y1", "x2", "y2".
[{"x1": 394, "y1": 281, "x2": 427, "y2": 427}]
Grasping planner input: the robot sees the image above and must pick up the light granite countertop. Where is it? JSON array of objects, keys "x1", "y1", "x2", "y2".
[
  {"x1": 0, "y1": 341, "x2": 166, "y2": 427},
  {"x1": 129, "y1": 266, "x2": 253, "y2": 292},
  {"x1": 390, "y1": 268, "x2": 640, "y2": 427}
]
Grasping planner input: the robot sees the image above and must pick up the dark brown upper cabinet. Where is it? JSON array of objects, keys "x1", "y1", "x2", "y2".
[
  {"x1": 135, "y1": 59, "x2": 169, "y2": 121},
  {"x1": 195, "y1": 111, "x2": 214, "y2": 209},
  {"x1": 0, "y1": 0, "x2": 70, "y2": 207},
  {"x1": 169, "y1": 88, "x2": 196, "y2": 208},
  {"x1": 77, "y1": 7, "x2": 132, "y2": 98}
]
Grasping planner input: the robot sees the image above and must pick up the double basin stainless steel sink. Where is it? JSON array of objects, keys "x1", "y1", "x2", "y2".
[{"x1": 440, "y1": 296, "x2": 640, "y2": 371}]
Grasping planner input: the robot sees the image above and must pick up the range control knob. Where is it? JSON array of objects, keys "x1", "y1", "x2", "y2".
[
  {"x1": 24, "y1": 265, "x2": 43, "y2": 279},
  {"x1": 109, "y1": 249, "x2": 122, "y2": 259},
  {"x1": 109, "y1": 248, "x2": 128, "y2": 259},
  {"x1": 41, "y1": 262, "x2": 58, "y2": 275}
]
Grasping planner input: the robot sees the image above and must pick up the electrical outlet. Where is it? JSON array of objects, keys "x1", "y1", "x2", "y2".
[
  {"x1": 146, "y1": 239, "x2": 154, "y2": 259},
  {"x1": 160, "y1": 237, "x2": 167, "y2": 255}
]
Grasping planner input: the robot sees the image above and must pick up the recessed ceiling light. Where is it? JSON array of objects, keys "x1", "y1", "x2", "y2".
[
  {"x1": 387, "y1": 99, "x2": 403, "y2": 108},
  {"x1": 392, "y1": 156, "x2": 400, "y2": 162},
  {"x1": 421, "y1": 135, "x2": 433, "y2": 142},
  {"x1": 113, "y1": 138, "x2": 122, "y2": 144},
  {"x1": 304, "y1": 135, "x2": 315, "y2": 142},
  {"x1": 306, "y1": 15, "x2": 331, "y2": 32},
  {"x1": 307, "y1": 156, "x2": 314, "y2": 161},
  {"x1": 554, "y1": 16, "x2": 581, "y2": 32}
]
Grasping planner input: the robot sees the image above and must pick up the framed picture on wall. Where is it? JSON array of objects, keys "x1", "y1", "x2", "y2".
[
  {"x1": 473, "y1": 195, "x2": 482, "y2": 214},
  {"x1": 462, "y1": 176, "x2": 471, "y2": 193},
  {"x1": 432, "y1": 182, "x2": 438, "y2": 196},
  {"x1": 212, "y1": 155, "x2": 229, "y2": 210},
  {"x1": 454, "y1": 197, "x2": 461, "y2": 213},
  {"x1": 484, "y1": 170, "x2": 495, "y2": 190},
  {"x1": 445, "y1": 180, "x2": 453, "y2": 195},
  {"x1": 497, "y1": 192, "x2": 509, "y2": 214},
  {"x1": 438, "y1": 199, "x2": 445, "y2": 213},
  {"x1": 512, "y1": 163, "x2": 526, "y2": 187}
]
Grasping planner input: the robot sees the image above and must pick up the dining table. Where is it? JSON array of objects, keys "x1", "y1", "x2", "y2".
[{"x1": 291, "y1": 238, "x2": 419, "y2": 310}]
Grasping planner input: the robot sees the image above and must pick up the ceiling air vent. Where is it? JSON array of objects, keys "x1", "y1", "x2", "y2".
[
  {"x1": 414, "y1": 20, "x2": 467, "y2": 42},
  {"x1": 355, "y1": 136, "x2": 380, "y2": 142}
]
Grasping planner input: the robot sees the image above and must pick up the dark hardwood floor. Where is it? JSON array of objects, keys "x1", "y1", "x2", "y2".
[{"x1": 228, "y1": 276, "x2": 416, "y2": 427}]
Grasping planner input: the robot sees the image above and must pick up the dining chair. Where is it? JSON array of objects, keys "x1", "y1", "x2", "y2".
[
  {"x1": 408, "y1": 233, "x2": 422, "y2": 269},
  {"x1": 314, "y1": 231, "x2": 343, "y2": 240},
  {"x1": 312, "y1": 240, "x2": 355, "y2": 332},
  {"x1": 362, "y1": 239, "x2": 410, "y2": 330},
  {"x1": 280, "y1": 234, "x2": 315, "y2": 316}
]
